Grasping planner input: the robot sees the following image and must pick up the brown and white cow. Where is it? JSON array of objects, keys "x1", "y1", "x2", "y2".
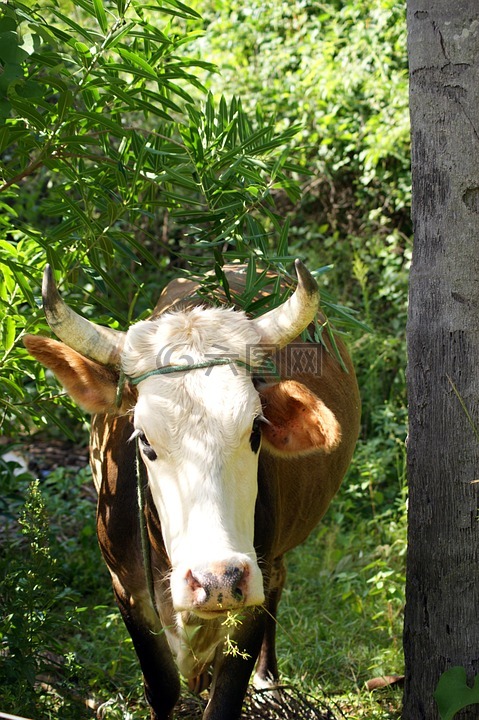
[{"x1": 24, "y1": 260, "x2": 360, "y2": 720}]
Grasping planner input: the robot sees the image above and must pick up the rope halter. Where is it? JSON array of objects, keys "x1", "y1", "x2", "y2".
[{"x1": 115, "y1": 357, "x2": 256, "y2": 408}]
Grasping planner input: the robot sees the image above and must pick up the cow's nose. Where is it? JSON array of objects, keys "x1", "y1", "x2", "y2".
[{"x1": 185, "y1": 565, "x2": 248, "y2": 611}]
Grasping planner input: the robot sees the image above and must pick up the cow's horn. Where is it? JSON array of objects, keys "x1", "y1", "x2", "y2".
[
  {"x1": 254, "y1": 259, "x2": 319, "y2": 349},
  {"x1": 42, "y1": 265, "x2": 125, "y2": 366}
]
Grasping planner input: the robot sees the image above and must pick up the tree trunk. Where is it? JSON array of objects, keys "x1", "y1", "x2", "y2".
[{"x1": 404, "y1": 2, "x2": 479, "y2": 719}]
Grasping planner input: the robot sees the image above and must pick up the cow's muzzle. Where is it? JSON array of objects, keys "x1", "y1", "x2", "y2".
[{"x1": 180, "y1": 561, "x2": 263, "y2": 616}]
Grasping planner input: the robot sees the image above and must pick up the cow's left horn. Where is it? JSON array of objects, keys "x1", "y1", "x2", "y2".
[
  {"x1": 42, "y1": 265, "x2": 125, "y2": 366},
  {"x1": 254, "y1": 259, "x2": 319, "y2": 349}
]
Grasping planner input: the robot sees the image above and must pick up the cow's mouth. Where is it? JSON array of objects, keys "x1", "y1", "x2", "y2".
[{"x1": 192, "y1": 608, "x2": 231, "y2": 620}]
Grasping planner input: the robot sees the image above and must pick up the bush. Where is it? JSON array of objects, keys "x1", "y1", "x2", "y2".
[
  {"x1": 0, "y1": 0, "x2": 313, "y2": 436},
  {"x1": 190, "y1": 0, "x2": 411, "y2": 423},
  {"x1": 0, "y1": 478, "x2": 80, "y2": 717}
]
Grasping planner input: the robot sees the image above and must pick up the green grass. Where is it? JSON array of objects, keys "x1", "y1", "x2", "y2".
[{"x1": 277, "y1": 498, "x2": 405, "y2": 719}]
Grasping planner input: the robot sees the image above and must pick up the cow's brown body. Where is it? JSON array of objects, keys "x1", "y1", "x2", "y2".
[{"x1": 24, "y1": 264, "x2": 360, "y2": 720}]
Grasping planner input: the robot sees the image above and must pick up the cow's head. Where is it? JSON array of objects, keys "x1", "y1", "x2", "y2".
[{"x1": 24, "y1": 261, "x2": 340, "y2": 618}]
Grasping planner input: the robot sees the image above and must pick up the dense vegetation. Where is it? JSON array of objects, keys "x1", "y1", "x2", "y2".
[{"x1": 0, "y1": 0, "x2": 409, "y2": 717}]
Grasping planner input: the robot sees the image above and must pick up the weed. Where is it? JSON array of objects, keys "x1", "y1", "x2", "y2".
[
  {"x1": 0, "y1": 479, "x2": 85, "y2": 718},
  {"x1": 222, "y1": 612, "x2": 251, "y2": 661}
]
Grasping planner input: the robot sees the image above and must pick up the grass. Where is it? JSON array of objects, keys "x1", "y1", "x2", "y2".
[
  {"x1": 277, "y1": 499, "x2": 405, "y2": 719},
  {"x1": 0, "y1": 418, "x2": 406, "y2": 719}
]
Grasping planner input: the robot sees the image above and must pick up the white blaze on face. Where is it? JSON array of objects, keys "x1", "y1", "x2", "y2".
[{"x1": 122, "y1": 308, "x2": 267, "y2": 614}]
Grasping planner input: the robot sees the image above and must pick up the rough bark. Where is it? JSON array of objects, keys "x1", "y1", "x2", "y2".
[{"x1": 404, "y1": 2, "x2": 479, "y2": 719}]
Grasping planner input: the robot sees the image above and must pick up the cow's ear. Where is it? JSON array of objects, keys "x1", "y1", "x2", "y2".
[
  {"x1": 258, "y1": 379, "x2": 341, "y2": 456},
  {"x1": 23, "y1": 335, "x2": 133, "y2": 415}
]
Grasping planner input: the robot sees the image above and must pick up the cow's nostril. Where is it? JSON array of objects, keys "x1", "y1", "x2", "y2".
[
  {"x1": 185, "y1": 569, "x2": 202, "y2": 591},
  {"x1": 232, "y1": 585, "x2": 243, "y2": 601},
  {"x1": 185, "y1": 569, "x2": 210, "y2": 604},
  {"x1": 225, "y1": 565, "x2": 246, "y2": 602}
]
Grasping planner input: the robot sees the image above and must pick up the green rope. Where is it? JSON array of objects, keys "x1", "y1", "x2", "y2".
[
  {"x1": 135, "y1": 438, "x2": 158, "y2": 616},
  {"x1": 128, "y1": 357, "x2": 253, "y2": 386},
  {"x1": 116, "y1": 355, "x2": 280, "y2": 406}
]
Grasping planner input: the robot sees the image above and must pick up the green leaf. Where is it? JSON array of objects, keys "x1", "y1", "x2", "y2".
[
  {"x1": 435, "y1": 667, "x2": 479, "y2": 720},
  {"x1": 213, "y1": 251, "x2": 231, "y2": 302},
  {"x1": 92, "y1": 0, "x2": 109, "y2": 33},
  {"x1": 161, "y1": 167, "x2": 199, "y2": 191},
  {"x1": 103, "y1": 21, "x2": 135, "y2": 49},
  {"x1": 245, "y1": 254, "x2": 257, "y2": 294},
  {"x1": 278, "y1": 218, "x2": 290, "y2": 258},
  {"x1": 1, "y1": 315, "x2": 16, "y2": 353},
  {"x1": 143, "y1": 0, "x2": 202, "y2": 20},
  {"x1": 57, "y1": 89, "x2": 73, "y2": 124},
  {"x1": 160, "y1": 79, "x2": 196, "y2": 104},
  {"x1": 118, "y1": 48, "x2": 158, "y2": 80},
  {"x1": 324, "y1": 322, "x2": 348, "y2": 372},
  {"x1": 0, "y1": 30, "x2": 29, "y2": 63},
  {"x1": 108, "y1": 85, "x2": 174, "y2": 121},
  {"x1": 127, "y1": 25, "x2": 171, "y2": 45},
  {"x1": 74, "y1": 40, "x2": 91, "y2": 55},
  {"x1": 141, "y1": 88, "x2": 183, "y2": 114},
  {"x1": 48, "y1": 8, "x2": 98, "y2": 46},
  {"x1": 0, "y1": 374, "x2": 25, "y2": 400},
  {"x1": 8, "y1": 98, "x2": 46, "y2": 130},
  {"x1": 74, "y1": 110, "x2": 125, "y2": 136},
  {"x1": 12, "y1": 269, "x2": 35, "y2": 307},
  {"x1": 0, "y1": 240, "x2": 18, "y2": 257},
  {"x1": 55, "y1": 188, "x2": 94, "y2": 231}
]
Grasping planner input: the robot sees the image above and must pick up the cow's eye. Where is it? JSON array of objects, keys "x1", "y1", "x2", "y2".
[
  {"x1": 139, "y1": 432, "x2": 158, "y2": 461},
  {"x1": 139, "y1": 431, "x2": 150, "y2": 446},
  {"x1": 250, "y1": 417, "x2": 262, "y2": 454}
]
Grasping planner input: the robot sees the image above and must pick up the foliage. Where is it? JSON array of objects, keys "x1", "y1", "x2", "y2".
[
  {"x1": 188, "y1": 0, "x2": 411, "y2": 435},
  {"x1": 0, "y1": 0, "x2": 317, "y2": 436},
  {"x1": 190, "y1": 0, "x2": 410, "y2": 301},
  {"x1": 435, "y1": 667, "x2": 479, "y2": 720},
  {"x1": 0, "y1": 476, "x2": 83, "y2": 717},
  {"x1": 0, "y1": 0, "x2": 410, "y2": 434}
]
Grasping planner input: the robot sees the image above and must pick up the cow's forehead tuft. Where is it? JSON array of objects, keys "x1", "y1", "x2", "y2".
[{"x1": 121, "y1": 306, "x2": 262, "y2": 380}]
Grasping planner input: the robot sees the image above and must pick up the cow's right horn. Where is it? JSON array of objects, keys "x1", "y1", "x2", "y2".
[
  {"x1": 42, "y1": 265, "x2": 125, "y2": 366},
  {"x1": 254, "y1": 259, "x2": 319, "y2": 349}
]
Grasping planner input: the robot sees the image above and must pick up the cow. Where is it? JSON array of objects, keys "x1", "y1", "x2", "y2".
[{"x1": 23, "y1": 260, "x2": 360, "y2": 720}]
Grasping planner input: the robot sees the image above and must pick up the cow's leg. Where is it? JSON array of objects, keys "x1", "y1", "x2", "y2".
[
  {"x1": 112, "y1": 577, "x2": 181, "y2": 720},
  {"x1": 254, "y1": 556, "x2": 286, "y2": 686},
  {"x1": 203, "y1": 609, "x2": 267, "y2": 720},
  {"x1": 94, "y1": 417, "x2": 180, "y2": 719}
]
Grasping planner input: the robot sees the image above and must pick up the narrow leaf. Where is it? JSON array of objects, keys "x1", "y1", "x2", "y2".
[
  {"x1": 1, "y1": 316, "x2": 16, "y2": 353},
  {"x1": 142, "y1": 0, "x2": 202, "y2": 19},
  {"x1": 48, "y1": 8, "x2": 98, "y2": 45},
  {"x1": 104, "y1": 21, "x2": 135, "y2": 48},
  {"x1": 74, "y1": 110, "x2": 125, "y2": 136},
  {"x1": 118, "y1": 48, "x2": 158, "y2": 79},
  {"x1": 57, "y1": 89, "x2": 73, "y2": 124},
  {"x1": 92, "y1": 0, "x2": 109, "y2": 33},
  {"x1": 278, "y1": 218, "x2": 290, "y2": 258}
]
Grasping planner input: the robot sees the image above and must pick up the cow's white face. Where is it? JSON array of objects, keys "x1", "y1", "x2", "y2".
[
  {"x1": 122, "y1": 307, "x2": 266, "y2": 617},
  {"x1": 27, "y1": 260, "x2": 325, "y2": 629}
]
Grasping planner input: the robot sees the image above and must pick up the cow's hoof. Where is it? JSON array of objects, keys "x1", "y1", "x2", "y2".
[{"x1": 252, "y1": 673, "x2": 283, "y2": 705}]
